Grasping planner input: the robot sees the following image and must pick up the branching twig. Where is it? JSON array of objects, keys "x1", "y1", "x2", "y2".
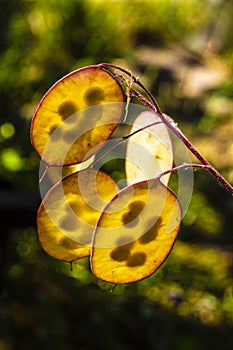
[
  {"x1": 132, "y1": 89, "x2": 233, "y2": 195},
  {"x1": 99, "y1": 63, "x2": 233, "y2": 195}
]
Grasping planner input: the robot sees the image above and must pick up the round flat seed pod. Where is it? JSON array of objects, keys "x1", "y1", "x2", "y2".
[
  {"x1": 91, "y1": 179, "x2": 181, "y2": 284},
  {"x1": 37, "y1": 169, "x2": 118, "y2": 262},
  {"x1": 126, "y1": 110, "x2": 173, "y2": 185},
  {"x1": 31, "y1": 66, "x2": 124, "y2": 166}
]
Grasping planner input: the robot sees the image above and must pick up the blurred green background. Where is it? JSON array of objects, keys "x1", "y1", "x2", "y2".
[{"x1": 0, "y1": 0, "x2": 233, "y2": 349}]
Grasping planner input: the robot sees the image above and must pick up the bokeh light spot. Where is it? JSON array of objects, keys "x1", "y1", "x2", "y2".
[
  {"x1": 1, "y1": 148, "x2": 24, "y2": 171},
  {"x1": 0, "y1": 122, "x2": 15, "y2": 139}
]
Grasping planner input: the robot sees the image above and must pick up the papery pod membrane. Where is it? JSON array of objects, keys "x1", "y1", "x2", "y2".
[
  {"x1": 31, "y1": 66, "x2": 124, "y2": 166},
  {"x1": 44, "y1": 155, "x2": 95, "y2": 185},
  {"x1": 37, "y1": 169, "x2": 118, "y2": 262},
  {"x1": 91, "y1": 179, "x2": 181, "y2": 284},
  {"x1": 126, "y1": 110, "x2": 173, "y2": 185}
]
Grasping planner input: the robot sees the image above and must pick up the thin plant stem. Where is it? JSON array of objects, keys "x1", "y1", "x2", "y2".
[
  {"x1": 39, "y1": 164, "x2": 49, "y2": 182},
  {"x1": 98, "y1": 63, "x2": 232, "y2": 194},
  {"x1": 90, "y1": 121, "x2": 163, "y2": 168},
  {"x1": 132, "y1": 89, "x2": 233, "y2": 195},
  {"x1": 98, "y1": 63, "x2": 161, "y2": 111},
  {"x1": 155, "y1": 163, "x2": 207, "y2": 181}
]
